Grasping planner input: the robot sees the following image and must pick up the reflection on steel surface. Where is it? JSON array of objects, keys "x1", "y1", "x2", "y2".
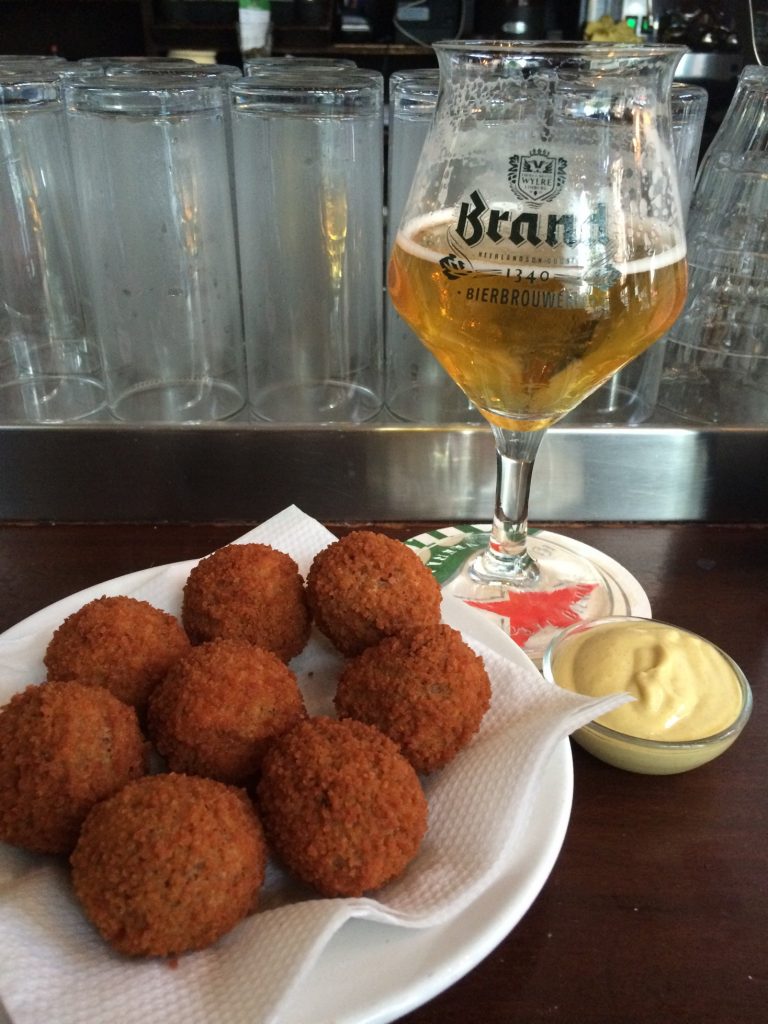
[{"x1": 0, "y1": 423, "x2": 764, "y2": 524}]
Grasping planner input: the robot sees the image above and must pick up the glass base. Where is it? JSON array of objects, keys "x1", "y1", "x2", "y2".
[
  {"x1": 414, "y1": 530, "x2": 623, "y2": 665},
  {"x1": 251, "y1": 380, "x2": 382, "y2": 424},
  {"x1": 0, "y1": 376, "x2": 105, "y2": 424},
  {"x1": 111, "y1": 378, "x2": 245, "y2": 423}
]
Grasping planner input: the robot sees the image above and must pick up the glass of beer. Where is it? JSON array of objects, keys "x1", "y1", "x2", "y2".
[{"x1": 388, "y1": 41, "x2": 688, "y2": 660}]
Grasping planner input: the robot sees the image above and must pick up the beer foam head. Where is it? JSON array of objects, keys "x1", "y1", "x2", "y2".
[{"x1": 397, "y1": 209, "x2": 686, "y2": 278}]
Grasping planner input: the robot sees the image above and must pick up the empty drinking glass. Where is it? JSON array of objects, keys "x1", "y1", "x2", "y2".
[
  {"x1": 658, "y1": 66, "x2": 768, "y2": 424},
  {"x1": 385, "y1": 68, "x2": 481, "y2": 423},
  {"x1": 65, "y1": 73, "x2": 247, "y2": 422},
  {"x1": 671, "y1": 83, "x2": 709, "y2": 225},
  {"x1": 0, "y1": 69, "x2": 104, "y2": 422},
  {"x1": 232, "y1": 68, "x2": 384, "y2": 423}
]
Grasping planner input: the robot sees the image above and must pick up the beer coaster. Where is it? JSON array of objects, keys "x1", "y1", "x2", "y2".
[{"x1": 407, "y1": 525, "x2": 651, "y2": 665}]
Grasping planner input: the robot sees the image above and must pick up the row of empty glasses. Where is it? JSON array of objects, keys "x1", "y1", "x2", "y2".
[
  {"x1": 0, "y1": 54, "x2": 385, "y2": 424},
  {"x1": 656, "y1": 65, "x2": 768, "y2": 424},
  {"x1": 0, "y1": 53, "x2": 763, "y2": 425}
]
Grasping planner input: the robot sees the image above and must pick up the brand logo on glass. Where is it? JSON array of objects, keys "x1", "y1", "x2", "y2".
[{"x1": 508, "y1": 149, "x2": 567, "y2": 206}]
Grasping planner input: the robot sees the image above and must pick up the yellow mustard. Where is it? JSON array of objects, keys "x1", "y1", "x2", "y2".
[{"x1": 552, "y1": 620, "x2": 743, "y2": 742}]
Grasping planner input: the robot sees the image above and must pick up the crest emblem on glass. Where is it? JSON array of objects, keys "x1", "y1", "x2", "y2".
[{"x1": 388, "y1": 41, "x2": 688, "y2": 659}]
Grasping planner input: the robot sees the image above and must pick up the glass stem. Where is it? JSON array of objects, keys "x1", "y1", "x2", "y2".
[{"x1": 473, "y1": 425, "x2": 546, "y2": 586}]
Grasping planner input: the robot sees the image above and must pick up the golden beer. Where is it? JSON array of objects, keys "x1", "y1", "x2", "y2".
[{"x1": 388, "y1": 212, "x2": 688, "y2": 431}]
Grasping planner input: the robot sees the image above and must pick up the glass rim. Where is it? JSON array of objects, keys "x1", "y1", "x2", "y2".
[
  {"x1": 231, "y1": 69, "x2": 384, "y2": 109},
  {"x1": 103, "y1": 64, "x2": 241, "y2": 80},
  {"x1": 63, "y1": 74, "x2": 227, "y2": 102},
  {"x1": 671, "y1": 82, "x2": 708, "y2": 98},
  {"x1": 65, "y1": 71, "x2": 225, "y2": 89},
  {"x1": 740, "y1": 64, "x2": 768, "y2": 82},
  {"x1": 432, "y1": 39, "x2": 689, "y2": 60},
  {"x1": 236, "y1": 67, "x2": 383, "y2": 89},
  {"x1": 243, "y1": 56, "x2": 357, "y2": 68},
  {"x1": 63, "y1": 75, "x2": 229, "y2": 115},
  {"x1": 389, "y1": 68, "x2": 440, "y2": 83},
  {"x1": 78, "y1": 56, "x2": 198, "y2": 66},
  {"x1": 0, "y1": 77, "x2": 60, "y2": 104},
  {"x1": 0, "y1": 53, "x2": 66, "y2": 59},
  {"x1": 390, "y1": 68, "x2": 440, "y2": 101},
  {"x1": 0, "y1": 67, "x2": 61, "y2": 85}
]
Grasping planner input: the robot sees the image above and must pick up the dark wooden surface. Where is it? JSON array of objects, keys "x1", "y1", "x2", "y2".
[{"x1": 0, "y1": 520, "x2": 766, "y2": 1024}]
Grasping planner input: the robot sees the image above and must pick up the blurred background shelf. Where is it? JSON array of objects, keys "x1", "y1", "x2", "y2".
[
  {"x1": 1, "y1": 2, "x2": 756, "y2": 141},
  {"x1": 1, "y1": 3, "x2": 757, "y2": 74}
]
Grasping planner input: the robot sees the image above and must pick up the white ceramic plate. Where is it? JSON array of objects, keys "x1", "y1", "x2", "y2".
[{"x1": 0, "y1": 563, "x2": 573, "y2": 1024}]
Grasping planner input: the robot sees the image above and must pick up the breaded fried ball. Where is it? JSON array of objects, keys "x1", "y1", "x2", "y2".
[
  {"x1": 335, "y1": 624, "x2": 491, "y2": 774},
  {"x1": 305, "y1": 531, "x2": 442, "y2": 656},
  {"x1": 44, "y1": 595, "x2": 191, "y2": 712},
  {"x1": 147, "y1": 639, "x2": 307, "y2": 784},
  {"x1": 0, "y1": 681, "x2": 146, "y2": 855},
  {"x1": 257, "y1": 716, "x2": 428, "y2": 897},
  {"x1": 181, "y1": 543, "x2": 311, "y2": 661},
  {"x1": 71, "y1": 773, "x2": 267, "y2": 958}
]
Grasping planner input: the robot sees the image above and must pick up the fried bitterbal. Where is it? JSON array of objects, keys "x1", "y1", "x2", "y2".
[
  {"x1": 335, "y1": 624, "x2": 491, "y2": 774},
  {"x1": 0, "y1": 680, "x2": 146, "y2": 854},
  {"x1": 71, "y1": 773, "x2": 267, "y2": 957},
  {"x1": 256, "y1": 716, "x2": 428, "y2": 897},
  {"x1": 44, "y1": 595, "x2": 190, "y2": 712},
  {"x1": 147, "y1": 639, "x2": 307, "y2": 784},
  {"x1": 306, "y1": 531, "x2": 441, "y2": 656},
  {"x1": 182, "y1": 543, "x2": 311, "y2": 661}
]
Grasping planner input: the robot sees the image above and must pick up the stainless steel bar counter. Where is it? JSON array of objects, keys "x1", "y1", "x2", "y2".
[{"x1": 1, "y1": 420, "x2": 767, "y2": 524}]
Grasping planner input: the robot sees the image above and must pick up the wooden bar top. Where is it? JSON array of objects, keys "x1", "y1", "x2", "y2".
[{"x1": 0, "y1": 520, "x2": 765, "y2": 1024}]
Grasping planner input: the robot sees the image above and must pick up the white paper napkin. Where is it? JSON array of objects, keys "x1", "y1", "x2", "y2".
[{"x1": 0, "y1": 506, "x2": 630, "y2": 1024}]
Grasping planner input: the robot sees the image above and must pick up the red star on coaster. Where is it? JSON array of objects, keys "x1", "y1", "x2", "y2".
[{"x1": 465, "y1": 584, "x2": 598, "y2": 646}]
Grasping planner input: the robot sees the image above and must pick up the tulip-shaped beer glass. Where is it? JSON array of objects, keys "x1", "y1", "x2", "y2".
[{"x1": 388, "y1": 42, "x2": 688, "y2": 659}]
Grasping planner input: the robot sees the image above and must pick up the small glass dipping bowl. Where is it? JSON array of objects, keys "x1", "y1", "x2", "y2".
[{"x1": 542, "y1": 616, "x2": 753, "y2": 775}]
